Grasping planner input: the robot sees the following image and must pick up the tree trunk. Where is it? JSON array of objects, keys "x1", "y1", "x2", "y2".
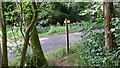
[
  {"x1": 25, "y1": 5, "x2": 47, "y2": 67},
  {"x1": 0, "y1": 3, "x2": 2, "y2": 68},
  {"x1": 103, "y1": 1, "x2": 114, "y2": 49},
  {"x1": 110, "y1": 2, "x2": 115, "y2": 17},
  {"x1": 1, "y1": 2, "x2": 8, "y2": 68},
  {"x1": 30, "y1": 27, "x2": 47, "y2": 67},
  {"x1": 20, "y1": 2, "x2": 47, "y2": 68}
]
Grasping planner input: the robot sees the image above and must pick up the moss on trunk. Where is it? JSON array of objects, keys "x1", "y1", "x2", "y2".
[
  {"x1": 29, "y1": 27, "x2": 47, "y2": 67},
  {"x1": 1, "y1": 2, "x2": 8, "y2": 67}
]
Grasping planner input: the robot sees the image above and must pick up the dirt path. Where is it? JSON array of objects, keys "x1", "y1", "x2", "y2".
[{"x1": 49, "y1": 58, "x2": 72, "y2": 66}]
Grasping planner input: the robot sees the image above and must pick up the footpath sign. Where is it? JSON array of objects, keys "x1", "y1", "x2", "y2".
[{"x1": 64, "y1": 19, "x2": 70, "y2": 53}]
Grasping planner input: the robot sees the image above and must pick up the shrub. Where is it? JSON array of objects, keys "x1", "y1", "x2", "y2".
[{"x1": 80, "y1": 32, "x2": 120, "y2": 66}]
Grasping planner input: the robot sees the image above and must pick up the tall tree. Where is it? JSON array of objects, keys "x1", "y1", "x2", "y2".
[
  {"x1": 27, "y1": 2, "x2": 47, "y2": 67},
  {"x1": 103, "y1": 1, "x2": 115, "y2": 49},
  {"x1": 1, "y1": 2, "x2": 8, "y2": 67},
  {"x1": 20, "y1": 2, "x2": 47, "y2": 68},
  {"x1": 0, "y1": 2, "x2": 2, "y2": 68}
]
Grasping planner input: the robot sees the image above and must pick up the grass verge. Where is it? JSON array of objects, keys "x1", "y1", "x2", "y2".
[
  {"x1": 37, "y1": 23, "x2": 81, "y2": 37},
  {"x1": 45, "y1": 43, "x2": 88, "y2": 66},
  {"x1": 37, "y1": 22, "x2": 103, "y2": 37}
]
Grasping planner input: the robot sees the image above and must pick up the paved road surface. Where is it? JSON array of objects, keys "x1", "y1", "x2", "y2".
[
  {"x1": 40, "y1": 32, "x2": 81, "y2": 52},
  {"x1": 40, "y1": 29, "x2": 103, "y2": 52},
  {"x1": 6, "y1": 29, "x2": 103, "y2": 60},
  {"x1": 8, "y1": 31, "x2": 82, "y2": 60}
]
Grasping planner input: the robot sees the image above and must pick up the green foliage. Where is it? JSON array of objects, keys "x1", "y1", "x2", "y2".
[
  {"x1": 80, "y1": 33, "x2": 105, "y2": 66},
  {"x1": 4, "y1": 2, "x2": 21, "y2": 26},
  {"x1": 111, "y1": 17, "x2": 120, "y2": 44},
  {"x1": 115, "y1": 2, "x2": 120, "y2": 17},
  {"x1": 80, "y1": 32, "x2": 120, "y2": 66},
  {"x1": 4, "y1": 2, "x2": 117, "y2": 67},
  {"x1": 80, "y1": 21, "x2": 103, "y2": 32},
  {"x1": 7, "y1": 26, "x2": 22, "y2": 38},
  {"x1": 8, "y1": 58, "x2": 20, "y2": 66}
]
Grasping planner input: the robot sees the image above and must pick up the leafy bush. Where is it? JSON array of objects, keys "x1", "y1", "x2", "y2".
[
  {"x1": 80, "y1": 21, "x2": 103, "y2": 31},
  {"x1": 80, "y1": 32, "x2": 120, "y2": 66},
  {"x1": 111, "y1": 17, "x2": 120, "y2": 44},
  {"x1": 80, "y1": 33, "x2": 105, "y2": 66}
]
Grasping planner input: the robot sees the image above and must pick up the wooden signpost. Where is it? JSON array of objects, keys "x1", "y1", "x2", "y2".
[{"x1": 64, "y1": 19, "x2": 70, "y2": 53}]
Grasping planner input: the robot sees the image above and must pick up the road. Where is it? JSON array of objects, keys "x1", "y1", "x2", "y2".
[
  {"x1": 40, "y1": 29, "x2": 103, "y2": 52},
  {"x1": 5, "y1": 29, "x2": 103, "y2": 60},
  {"x1": 8, "y1": 31, "x2": 82, "y2": 60},
  {"x1": 40, "y1": 32, "x2": 81, "y2": 52}
]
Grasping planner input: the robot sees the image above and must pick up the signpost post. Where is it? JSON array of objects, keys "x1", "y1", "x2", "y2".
[{"x1": 64, "y1": 19, "x2": 70, "y2": 53}]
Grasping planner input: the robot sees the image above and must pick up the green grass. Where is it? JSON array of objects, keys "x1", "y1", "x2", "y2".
[
  {"x1": 37, "y1": 22, "x2": 103, "y2": 37},
  {"x1": 45, "y1": 43, "x2": 88, "y2": 66},
  {"x1": 9, "y1": 43, "x2": 87, "y2": 66},
  {"x1": 37, "y1": 23, "x2": 81, "y2": 36},
  {"x1": 41, "y1": 26, "x2": 66, "y2": 36},
  {"x1": 5, "y1": 22, "x2": 103, "y2": 38}
]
